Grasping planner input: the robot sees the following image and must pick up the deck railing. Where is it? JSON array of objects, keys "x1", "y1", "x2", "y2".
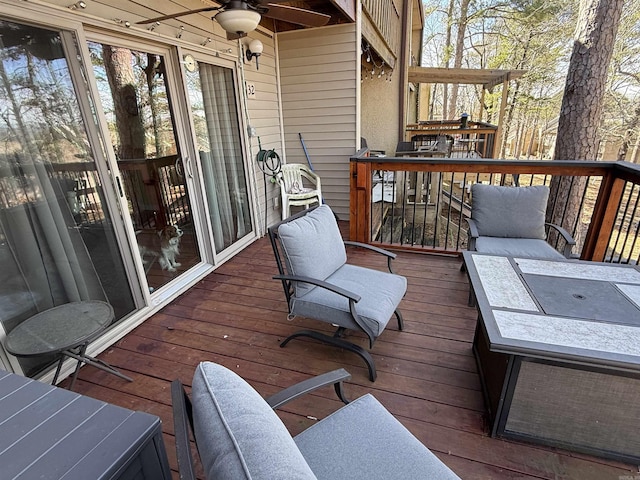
[
  {"x1": 350, "y1": 151, "x2": 640, "y2": 264},
  {"x1": 0, "y1": 158, "x2": 186, "y2": 232},
  {"x1": 362, "y1": 0, "x2": 401, "y2": 56}
]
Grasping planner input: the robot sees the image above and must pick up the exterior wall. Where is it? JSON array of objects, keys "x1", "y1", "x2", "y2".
[
  {"x1": 361, "y1": 69, "x2": 402, "y2": 155},
  {"x1": 361, "y1": 0, "x2": 423, "y2": 155},
  {"x1": 242, "y1": 36, "x2": 286, "y2": 233},
  {"x1": 277, "y1": 24, "x2": 358, "y2": 219}
]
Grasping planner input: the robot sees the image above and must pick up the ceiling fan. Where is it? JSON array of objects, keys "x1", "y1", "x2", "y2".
[{"x1": 137, "y1": 0, "x2": 331, "y2": 39}]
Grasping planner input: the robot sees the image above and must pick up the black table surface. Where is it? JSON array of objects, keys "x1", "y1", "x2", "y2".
[{"x1": 0, "y1": 369, "x2": 170, "y2": 479}]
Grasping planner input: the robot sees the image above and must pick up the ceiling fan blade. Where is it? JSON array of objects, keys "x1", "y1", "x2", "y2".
[
  {"x1": 226, "y1": 31, "x2": 247, "y2": 40},
  {"x1": 262, "y1": 4, "x2": 330, "y2": 27},
  {"x1": 136, "y1": 6, "x2": 219, "y2": 25}
]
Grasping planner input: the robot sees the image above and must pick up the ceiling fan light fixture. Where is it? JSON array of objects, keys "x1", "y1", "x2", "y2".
[{"x1": 215, "y1": 9, "x2": 261, "y2": 35}]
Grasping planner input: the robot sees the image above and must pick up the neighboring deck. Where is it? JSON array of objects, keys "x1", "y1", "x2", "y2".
[{"x1": 68, "y1": 232, "x2": 637, "y2": 479}]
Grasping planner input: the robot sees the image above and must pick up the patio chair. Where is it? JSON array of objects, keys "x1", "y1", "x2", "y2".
[
  {"x1": 360, "y1": 137, "x2": 386, "y2": 157},
  {"x1": 268, "y1": 205, "x2": 406, "y2": 381},
  {"x1": 465, "y1": 184, "x2": 576, "y2": 260},
  {"x1": 171, "y1": 361, "x2": 461, "y2": 480},
  {"x1": 277, "y1": 163, "x2": 322, "y2": 220}
]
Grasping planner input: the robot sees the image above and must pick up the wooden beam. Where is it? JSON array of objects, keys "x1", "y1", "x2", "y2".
[
  {"x1": 493, "y1": 78, "x2": 509, "y2": 158},
  {"x1": 330, "y1": 0, "x2": 356, "y2": 22},
  {"x1": 408, "y1": 67, "x2": 525, "y2": 88}
]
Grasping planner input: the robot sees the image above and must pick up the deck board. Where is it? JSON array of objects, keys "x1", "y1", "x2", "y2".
[{"x1": 68, "y1": 233, "x2": 638, "y2": 479}]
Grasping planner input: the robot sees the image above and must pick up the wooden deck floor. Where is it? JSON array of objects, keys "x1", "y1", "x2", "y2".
[{"x1": 69, "y1": 234, "x2": 638, "y2": 479}]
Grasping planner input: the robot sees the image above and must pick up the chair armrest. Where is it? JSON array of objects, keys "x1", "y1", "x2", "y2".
[
  {"x1": 344, "y1": 241, "x2": 397, "y2": 272},
  {"x1": 465, "y1": 218, "x2": 479, "y2": 251},
  {"x1": 171, "y1": 380, "x2": 197, "y2": 480},
  {"x1": 273, "y1": 274, "x2": 377, "y2": 346},
  {"x1": 465, "y1": 218, "x2": 480, "y2": 238},
  {"x1": 344, "y1": 241, "x2": 396, "y2": 259},
  {"x1": 545, "y1": 222, "x2": 576, "y2": 258},
  {"x1": 273, "y1": 274, "x2": 361, "y2": 302},
  {"x1": 266, "y1": 369, "x2": 351, "y2": 409}
]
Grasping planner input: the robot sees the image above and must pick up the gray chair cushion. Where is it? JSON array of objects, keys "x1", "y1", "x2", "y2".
[
  {"x1": 471, "y1": 184, "x2": 549, "y2": 239},
  {"x1": 290, "y1": 264, "x2": 407, "y2": 337},
  {"x1": 191, "y1": 362, "x2": 317, "y2": 480},
  {"x1": 278, "y1": 205, "x2": 347, "y2": 297},
  {"x1": 295, "y1": 394, "x2": 461, "y2": 480},
  {"x1": 475, "y1": 237, "x2": 565, "y2": 259}
]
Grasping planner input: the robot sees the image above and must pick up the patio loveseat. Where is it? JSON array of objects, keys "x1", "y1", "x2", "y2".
[{"x1": 172, "y1": 361, "x2": 461, "y2": 480}]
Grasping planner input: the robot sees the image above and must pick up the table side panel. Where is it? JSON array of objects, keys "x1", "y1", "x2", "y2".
[
  {"x1": 473, "y1": 324, "x2": 511, "y2": 435},
  {"x1": 503, "y1": 360, "x2": 640, "y2": 463}
]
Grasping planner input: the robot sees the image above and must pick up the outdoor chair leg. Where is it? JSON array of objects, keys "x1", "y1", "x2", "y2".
[
  {"x1": 394, "y1": 309, "x2": 404, "y2": 331},
  {"x1": 468, "y1": 287, "x2": 476, "y2": 307},
  {"x1": 281, "y1": 330, "x2": 377, "y2": 381}
]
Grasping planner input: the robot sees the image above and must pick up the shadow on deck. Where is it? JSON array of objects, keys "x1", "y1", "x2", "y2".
[{"x1": 67, "y1": 230, "x2": 637, "y2": 479}]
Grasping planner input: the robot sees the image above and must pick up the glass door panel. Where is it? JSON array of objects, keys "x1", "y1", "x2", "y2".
[
  {"x1": 87, "y1": 41, "x2": 202, "y2": 291},
  {"x1": 0, "y1": 20, "x2": 135, "y2": 376},
  {"x1": 184, "y1": 59, "x2": 253, "y2": 253}
]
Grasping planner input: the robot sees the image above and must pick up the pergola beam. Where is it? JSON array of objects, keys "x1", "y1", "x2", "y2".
[{"x1": 408, "y1": 67, "x2": 525, "y2": 90}]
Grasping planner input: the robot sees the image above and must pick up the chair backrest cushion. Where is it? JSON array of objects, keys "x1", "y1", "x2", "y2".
[
  {"x1": 191, "y1": 362, "x2": 317, "y2": 480},
  {"x1": 277, "y1": 205, "x2": 347, "y2": 297},
  {"x1": 471, "y1": 184, "x2": 548, "y2": 239}
]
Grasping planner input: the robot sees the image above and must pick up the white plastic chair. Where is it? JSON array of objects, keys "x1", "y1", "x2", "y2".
[{"x1": 277, "y1": 163, "x2": 322, "y2": 220}]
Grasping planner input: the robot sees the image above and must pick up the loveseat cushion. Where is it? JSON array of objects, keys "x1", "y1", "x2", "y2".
[
  {"x1": 291, "y1": 264, "x2": 406, "y2": 337},
  {"x1": 471, "y1": 184, "x2": 548, "y2": 239},
  {"x1": 474, "y1": 237, "x2": 564, "y2": 259},
  {"x1": 191, "y1": 362, "x2": 317, "y2": 480},
  {"x1": 278, "y1": 205, "x2": 347, "y2": 297},
  {"x1": 294, "y1": 394, "x2": 461, "y2": 479}
]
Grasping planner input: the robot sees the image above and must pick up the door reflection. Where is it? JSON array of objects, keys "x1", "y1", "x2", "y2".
[{"x1": 88, "y1": 41, "x2": 202, "y2": 291}]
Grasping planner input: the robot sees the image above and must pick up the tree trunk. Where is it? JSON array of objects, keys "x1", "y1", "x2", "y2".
[
  {"x1": 617, "y1": 105, "x2": 640, "y2": 161},
  {"x1": 448, "y1": 0, "x2": 470, "y2": 119},
  {"x1": 548, "y1": 0, "x2": 624, "y2": 249},
  {"x1": 442, "y1": 0, "x2": 455, "y2": 118},
  {"x1": 102, "y1": 45, "x2": 145, "y2": 160}
]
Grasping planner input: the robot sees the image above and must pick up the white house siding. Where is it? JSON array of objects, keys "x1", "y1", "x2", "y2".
[
  {"x1": 242, "y1": 36, "x2": 286, "y2": 234},
  {"x1": 277, "y1": 25, "x2": 358, "y2": 219}
]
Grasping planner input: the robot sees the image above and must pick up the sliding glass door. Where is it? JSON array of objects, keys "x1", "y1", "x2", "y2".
[
  {"x1": 0, "y1": 18, "x2": 257, "y2": 378},
  {"x1": 87, "y1": 40, "x2": 203, "y2": 292},
  {"x1": 183, "y1": 56, "x2": 253, "y2": 254},
  {"x1": 0, "y1": 20, "x2": 135, "y2": 376}
]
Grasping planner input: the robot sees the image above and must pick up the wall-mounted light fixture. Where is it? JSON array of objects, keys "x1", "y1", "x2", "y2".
[{"x1": 245, "y1": 39, "x2": 263, "y2": 70}]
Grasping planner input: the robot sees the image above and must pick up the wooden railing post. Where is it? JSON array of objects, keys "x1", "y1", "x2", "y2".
[
  {"x1": 349, "y1": 159, "x2": 372, "y2": 242},
  {"x1": 581, "y1": 173, "x2": 626, "y2": 262}
]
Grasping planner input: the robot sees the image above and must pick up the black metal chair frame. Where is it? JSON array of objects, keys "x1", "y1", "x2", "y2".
[
  {"x1": 171, "y1": 369, "x2": 351, "y2": 480},
  {"x1": 268, "y1": 207, "x2": 404, "y2": 381}
]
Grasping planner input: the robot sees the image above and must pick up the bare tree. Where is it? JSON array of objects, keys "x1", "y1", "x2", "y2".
[
  {"x1": 447, "y1": 0, "x2": 471, "y2": 119},
  {"x1": 102, "y1": 45, "x2": 146, "y2": 160},
  {"x1": 547, "y1": 0, "x2": 624, "y2": 244}
]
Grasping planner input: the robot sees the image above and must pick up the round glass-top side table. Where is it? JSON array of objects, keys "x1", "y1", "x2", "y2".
[{"x1": 5, "y1": 301, "x2": 132, "y2": 389}]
